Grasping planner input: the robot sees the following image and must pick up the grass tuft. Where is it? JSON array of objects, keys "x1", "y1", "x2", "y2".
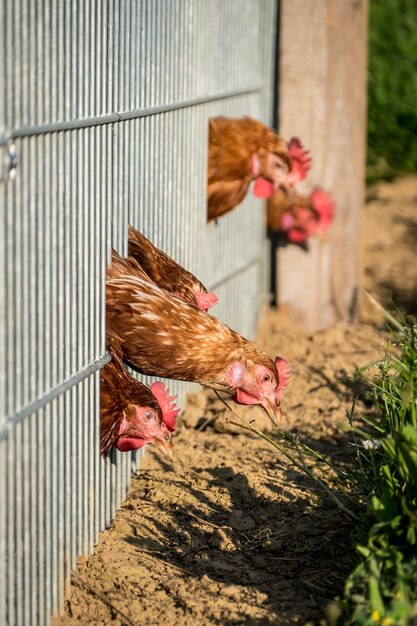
[{"x1": 333, "y1": 312, "x2": 417, "y2": 625}]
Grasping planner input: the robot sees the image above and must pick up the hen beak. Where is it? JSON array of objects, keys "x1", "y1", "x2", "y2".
[
  {"x1": 151, "y1": 437, "x2": 174, "y2": 459},
  {"x1": 260, "y1": 399, "x2": 282, "y2": 427}
]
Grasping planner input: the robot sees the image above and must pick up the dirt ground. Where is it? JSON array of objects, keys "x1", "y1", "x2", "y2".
[{"x1": 55, "y1": 176, "x2": 417, "y2": 626}]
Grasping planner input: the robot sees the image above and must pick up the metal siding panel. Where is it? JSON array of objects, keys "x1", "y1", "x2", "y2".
[
  {"x1": 5, "y1": 149, "x2": 17, "y2": 417},
  {"x1": 2, "y1": 128, "x2": 122, "y2": 422},
  {"x1": 0, "y1": 124, "x2": 4, "y2": 542},
  {"x1": 63, "y1": 389, "x2": 71, "y2": 610},
  {"x1": 0, "y1": 5, "x2": 6, "y2": 439},
  {"x1": 2, "y1": 0, "x2": 272, "y2": 132},
  {"x1": 6, "y1": 432, "x2": 14, "y2": 626},
  {"x1": 1, "y1": 2, "x2": 279, "y2": 623},
  {"x1": 45, "y1": 402, "x2": 53, "y2": 623},
  {"x1": 56, "y1": 392, "x2": 65, "y2": 617},
  {"x1": 93, "y1": 369, "x2": 101, "y2": 547},
  {"x1": 0, "y1": 440, "x2": 6, "y2": 626},
  {"x1": 14, "y1": 424, "x2": 23, "y2": 626},
  {"x1": 51, "y1": 392, "x2": 59, "y2": 615}
]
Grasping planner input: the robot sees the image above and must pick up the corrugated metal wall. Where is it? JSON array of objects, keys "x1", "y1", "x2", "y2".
[{"x1": 0, "y1": 1, "x2": 278, "y2": 624}]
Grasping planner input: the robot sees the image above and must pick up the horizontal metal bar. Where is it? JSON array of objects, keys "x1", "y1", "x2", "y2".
[
  {"x1": 0, "y1": 354, "x2": 110, "y2": 438},
  {"x1": 206, "y1": 257, "x2": 260, "y2": 291},
  {"x1": 2, "y1": 87, "x2": 261, "y2": 142}
]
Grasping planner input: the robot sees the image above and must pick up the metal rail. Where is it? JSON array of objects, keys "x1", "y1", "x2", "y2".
[
  {"x1": 1, "y1": 354, "x2": 111, "y2": 435},
  {"x1": 1, "y1": 87, "x2": 261, "y2": 143}
]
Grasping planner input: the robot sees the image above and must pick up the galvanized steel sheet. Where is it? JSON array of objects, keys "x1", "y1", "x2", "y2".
[{"x1": 0, "y1": 1, "x2": 278, "y2": 623}]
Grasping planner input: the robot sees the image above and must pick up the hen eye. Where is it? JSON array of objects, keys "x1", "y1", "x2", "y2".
[
  {"x1": 144, "y1": 410, "x2": 155, "y2": 421},
  {"x1": 263, "y1": 374, "x2": 272, "y2": 382}
]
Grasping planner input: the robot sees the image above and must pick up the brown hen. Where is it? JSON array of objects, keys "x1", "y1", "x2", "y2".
[
  {"x1": 100, "y1": 346, "x2": 178, "y2": 457},
  {"x1": 106, "y1": 252, "x2": 290, "y2": 425},
  {"x1": 207, "y1": 116, "x2": 310, "y2": 221},
  {"x1": 267, "y1": 188, "x2": 335, "y2": 243}
]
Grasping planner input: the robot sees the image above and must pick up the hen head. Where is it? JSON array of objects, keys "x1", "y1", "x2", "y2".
[
  {"x1": 281, "y1": 188, "x2": 335, "y2": 243},
  {"x1": 172, "y1": 286, "x2": 218, "y2": 311},
  {"x1": 117, "y1": 381, "x2": 179, "y2": 455},
  {"x1": 116, "y1": 402, "x2": 174, "y2": 456},
  {"x1": 100, "y1": 359, "x2": 179, "y2": 457},
  {"x1": 225, "y1": 356, "x2": 291, "y2": 425},
  {"x1": 251, "y1": 148, "x2": 291, "y2": 199},
  {"x1": 194, "y1": 290, "x2": 219, "y2": 311},
  {"x1": 251, "y1": 137, "x2": 310, "y2": 200}
]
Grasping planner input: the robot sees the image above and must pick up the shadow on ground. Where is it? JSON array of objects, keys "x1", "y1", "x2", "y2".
[{"x1": 121, "y1": 449, "x2": 355, "y2": 625}]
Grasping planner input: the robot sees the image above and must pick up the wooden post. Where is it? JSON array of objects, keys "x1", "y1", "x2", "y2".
[{"x1": 276, "y1": 0, "x2": 368, "y2": 330}]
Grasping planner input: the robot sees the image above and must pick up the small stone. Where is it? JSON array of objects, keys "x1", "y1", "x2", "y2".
[
  {"x1": 148, "y1": 489, "x2": 165, "y2": 503},
  {"x1": 179, "y1": 530, "x2": 192, "y2": 543},
  {"x1": 114, "y1": 519, "x2": 133, "y2": 536},
  {"x1": 152, "y1": 590, "x2": 167, "y2": 601},
  {"x1": 199, "y1": 575, "x2": 218, "y2": 593},
  {"x1": 220, "y1": 584, "x2": 241, "y2": 598},
  {"x1": 209, "y1": 528, "x2": 237, "y2": 552}
]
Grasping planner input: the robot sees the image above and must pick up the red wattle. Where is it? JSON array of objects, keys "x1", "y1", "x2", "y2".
[
  {"x1": 253, "y1": 177, "x2": 275, "y2": 199},
  {"x1": 116, "y1": 436, "x2": 146, "y2": 452},
  {"x1": 233, "y1": 389, "x2": 259, "y2": 406},
  {"x1": 287, "y1": 228, "x2": 309, "y2": 243}
]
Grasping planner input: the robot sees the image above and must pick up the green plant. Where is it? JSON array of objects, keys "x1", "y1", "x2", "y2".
[
  {"x1": 367, "y1": 0, "x2": 417, "y2": 182},
  {"x1": 335, "y1": 311, "x2": 417, "y2": 624}
]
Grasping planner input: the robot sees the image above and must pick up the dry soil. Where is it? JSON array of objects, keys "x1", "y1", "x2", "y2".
[{"x1": 55, "y1": 176, "x2": 417, "y2": 626}]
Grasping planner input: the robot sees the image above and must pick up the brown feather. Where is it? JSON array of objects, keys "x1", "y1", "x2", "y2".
[{"x1": 127, "y1": 225, "x2": 207, "y2": 306}]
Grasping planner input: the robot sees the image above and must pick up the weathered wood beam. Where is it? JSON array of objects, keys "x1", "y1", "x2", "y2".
[{"x1": 276, "y1": 0, "x2": 368, "y2": 330}]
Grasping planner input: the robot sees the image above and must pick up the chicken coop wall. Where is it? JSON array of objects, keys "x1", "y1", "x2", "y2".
[{"x1": 0, "y1": 1, "x2": 279, "y2": 624}]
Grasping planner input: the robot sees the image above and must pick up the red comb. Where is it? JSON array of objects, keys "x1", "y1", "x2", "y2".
[
  {"x1": 287, "y1": 137, "x2": 311, "y2": 184},
  {"x1": 150, "y1": 382, "x2": 180, "y2": 431},
  {"x1": 274, "y1": 357, "x2": 291, "y2": 401},
  {"x1": 309, "y1": 189, "x2": 335, "y2": 231},
  {"x1": 195, "y1": 290, "x2": 219, "y2": 311}
]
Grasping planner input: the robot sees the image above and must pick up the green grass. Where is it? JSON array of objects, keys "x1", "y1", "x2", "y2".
[
  {"x1": 367, "y1": 0, "x2": 417, "y2": 182},
  {"x1": 332, "y1": 315, "x2": 417, "y2": 625}
]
